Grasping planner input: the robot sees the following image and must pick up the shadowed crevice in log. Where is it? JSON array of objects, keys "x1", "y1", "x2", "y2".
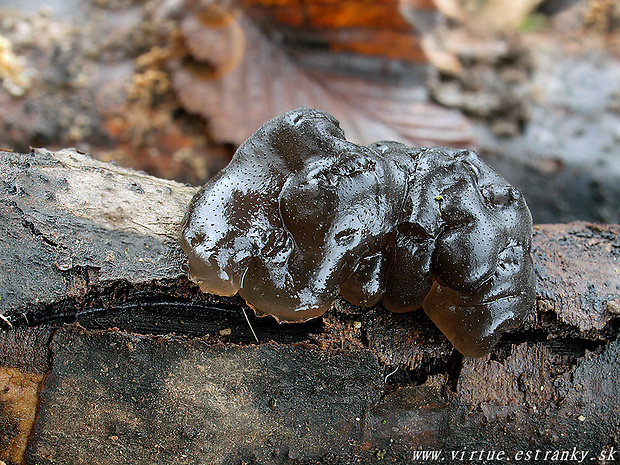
[
  {"x1": 74, "y1": 299, "x2": 325, "y2": 345},
  {"x1": 5, "y1": 277, "x2": 325, "y2": 346},
  {"x1": 535, "y1": 303, "x2": 620, "y2": 343},
  {"x1": 446, "y1": 350, "x2": 464, "y2": 392},
  {"x1": 544, "y1": 337, "x2": 607, "y2": 357},
  {"x1": 382, "y1": 348, "x2": 464, "y2": 390}
]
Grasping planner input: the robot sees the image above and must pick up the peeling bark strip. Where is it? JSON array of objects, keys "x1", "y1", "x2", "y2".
[{"x1": 1, "y1": 148, "x2": 619, "y2": 463}]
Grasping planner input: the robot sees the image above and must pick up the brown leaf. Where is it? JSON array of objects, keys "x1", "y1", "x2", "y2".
[{"x1": 171, "y1": 3, "x2": 473, "y2": 148}]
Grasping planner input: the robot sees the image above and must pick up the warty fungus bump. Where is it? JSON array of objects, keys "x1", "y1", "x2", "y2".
[{"x1": 180, "y1": 108, "x2": 535, "y2": 357}]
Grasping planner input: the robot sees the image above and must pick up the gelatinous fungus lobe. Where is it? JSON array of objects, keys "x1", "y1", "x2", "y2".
[
  {"x1": 411, "y1": 147, "x2": 535, "y2": 357},
  {"x1": 180, "y1": 108, "x2": 535, "y2": 357}
]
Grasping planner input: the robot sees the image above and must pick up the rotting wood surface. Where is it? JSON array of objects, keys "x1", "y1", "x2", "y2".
[{"x1": 0, "y1": 148, "x2": 619, "y2": 464}]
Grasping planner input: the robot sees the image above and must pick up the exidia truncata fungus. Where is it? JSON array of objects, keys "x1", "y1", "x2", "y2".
[{"x1": 180, "y1": 108, "x2": 535, "y2": 357}]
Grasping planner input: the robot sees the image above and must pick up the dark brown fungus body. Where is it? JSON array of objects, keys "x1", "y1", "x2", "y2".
[{"x1": 180, "y1": 108, "x2": 535, "y2": 357}]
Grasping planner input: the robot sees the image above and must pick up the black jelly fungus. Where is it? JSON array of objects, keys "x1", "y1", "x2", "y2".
[{"x1": 180, "y1": 108, "x2": 536, "y2": 357}]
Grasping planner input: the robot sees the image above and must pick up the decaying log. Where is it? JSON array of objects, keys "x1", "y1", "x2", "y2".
[{"x1": 1, "y1": 148, "x2": 619, "y2": 464}]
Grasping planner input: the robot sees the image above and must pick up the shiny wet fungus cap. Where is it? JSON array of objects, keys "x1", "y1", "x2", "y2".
[{"x1": 180, "y1": 108, "x2": 535, "y2": 357}]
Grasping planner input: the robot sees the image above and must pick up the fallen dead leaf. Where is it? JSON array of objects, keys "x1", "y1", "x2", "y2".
[{"x1": 171, "y1": 4, "x2": 473, "y2": 148}]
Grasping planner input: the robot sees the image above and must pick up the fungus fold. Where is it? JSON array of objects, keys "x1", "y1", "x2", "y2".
[{"x1": 180, "y1": 108, "x2": 535, "y2": 357}]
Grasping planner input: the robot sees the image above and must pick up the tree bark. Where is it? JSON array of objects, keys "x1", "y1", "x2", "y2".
[{"x1": 1, "y1": 148, "x2": 619, "y2": 464}]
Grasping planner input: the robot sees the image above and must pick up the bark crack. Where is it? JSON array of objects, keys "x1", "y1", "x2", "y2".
[{"x1": 1, "y1": 199, "x2": 59, "y2": 248}]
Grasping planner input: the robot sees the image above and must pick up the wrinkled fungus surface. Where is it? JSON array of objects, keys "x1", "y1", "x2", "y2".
[{"x1": 180, "y1": 108, "x2": 535, "y2": 357}]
